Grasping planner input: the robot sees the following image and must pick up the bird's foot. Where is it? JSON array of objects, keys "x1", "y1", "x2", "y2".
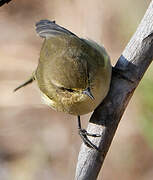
[{"x1": 78, "y1": 128, "x2": 101, "y2": 151}]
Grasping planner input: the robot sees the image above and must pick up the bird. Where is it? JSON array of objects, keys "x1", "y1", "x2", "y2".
[{"x1": 14, "y1": 20, "x2": 112, "y2": 150}]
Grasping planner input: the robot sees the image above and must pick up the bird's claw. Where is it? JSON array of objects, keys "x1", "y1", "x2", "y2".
[{"x1": 78, "y1": 128, "x2": 101, "y2": 151}]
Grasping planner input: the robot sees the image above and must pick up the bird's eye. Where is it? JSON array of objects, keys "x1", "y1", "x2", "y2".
[
  {"x1": 59, "y1": 87, "x2": 74, "y2": 92},
  {"x1": 66, "y1": 88, "x2": 74, "y2": 92}
]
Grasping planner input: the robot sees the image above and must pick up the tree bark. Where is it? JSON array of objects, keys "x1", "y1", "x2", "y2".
[{"x1": 75, "y1": 1, "x2": 153, "y2": 180}]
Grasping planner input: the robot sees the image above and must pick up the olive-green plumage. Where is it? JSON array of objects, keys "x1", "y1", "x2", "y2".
[
  {"x1": 15, "y1": 20, "x2": 112, "y2": 116},
  {"x1": 34, "y1": 20, "x2": 112, "y2": 115},
  {"x1": 14, "y1": 20, "x2": 112, "y2": 150}
]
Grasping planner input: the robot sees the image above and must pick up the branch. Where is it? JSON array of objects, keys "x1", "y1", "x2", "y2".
[
  {"x1": 0, "y1": 0, "x2": 12, "y2": 7},
  {"x1": 75, "y1": 1, "x2": 153, "y2": 179}
]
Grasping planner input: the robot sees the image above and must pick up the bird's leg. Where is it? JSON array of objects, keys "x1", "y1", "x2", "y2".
[{"x1": 77, "y1": 115, "x2": 101, "y2": 151}]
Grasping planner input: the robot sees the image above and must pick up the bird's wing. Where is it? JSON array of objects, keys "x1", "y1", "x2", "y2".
[{"x1": 36, "y1": 20, "x2": 77, "y2": 38}]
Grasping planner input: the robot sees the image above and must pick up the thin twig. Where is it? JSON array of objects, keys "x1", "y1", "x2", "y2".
[{"x1": 0, "y1": 0, "x2": 12, "y2": 7}]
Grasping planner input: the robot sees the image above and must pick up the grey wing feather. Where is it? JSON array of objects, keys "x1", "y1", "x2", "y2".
[{"x1": 36, "y1": 19, "x2": 77, "y2": 38}]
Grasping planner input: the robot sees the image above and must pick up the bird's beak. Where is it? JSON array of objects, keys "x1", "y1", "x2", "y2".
[{"x1": 83, "y1": 87, "x2": 94, "y2": 100}]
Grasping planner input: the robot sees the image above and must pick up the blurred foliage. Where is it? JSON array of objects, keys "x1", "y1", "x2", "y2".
[{"x1": 138, "y1": 63, "x2": 153, "y2": 149}]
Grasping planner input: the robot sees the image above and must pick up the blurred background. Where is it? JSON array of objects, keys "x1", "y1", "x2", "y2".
[{"x1": 0, "y1": 0, "x2": 153, "y2": 179}]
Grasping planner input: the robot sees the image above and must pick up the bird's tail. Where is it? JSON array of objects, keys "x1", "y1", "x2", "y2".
[{"x1": 36, "y1": 20, "x2": 77, "y2": 38}]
